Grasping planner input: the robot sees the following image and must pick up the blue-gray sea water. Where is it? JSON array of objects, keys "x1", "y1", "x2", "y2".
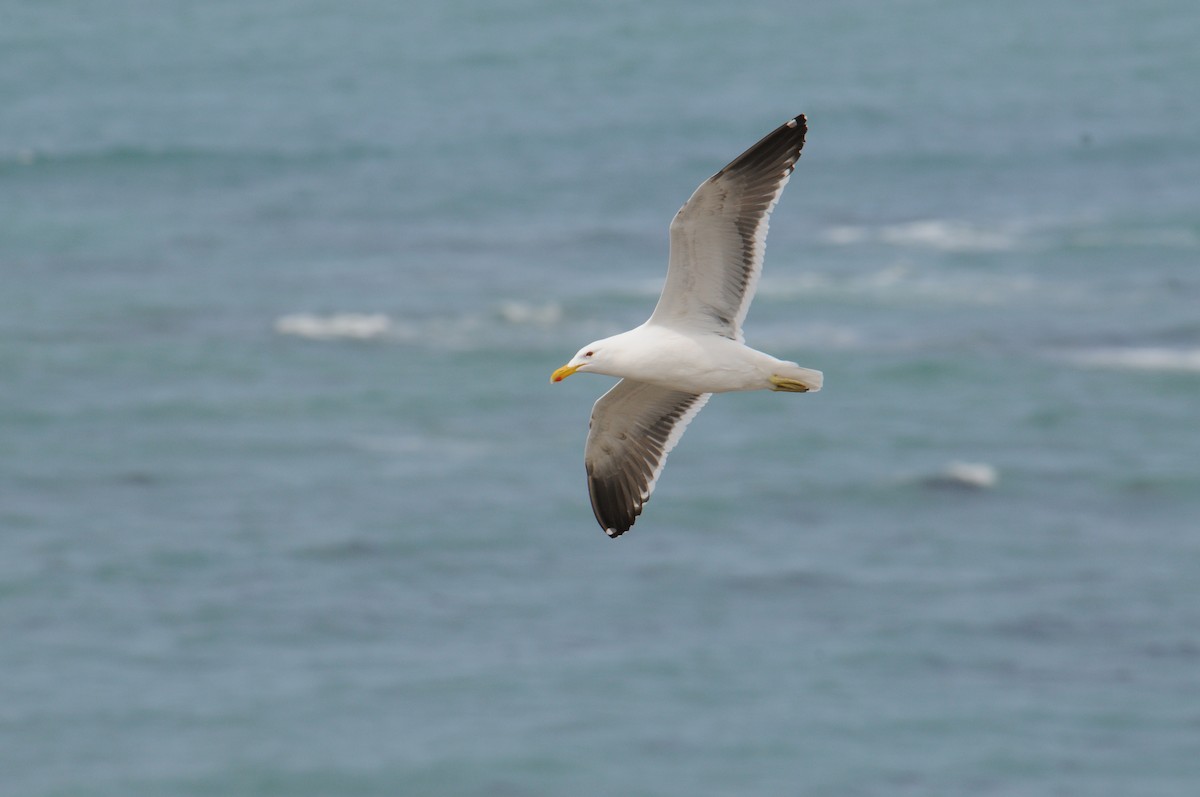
[{"x1": 4, "y1": 1, "x2": 1199, "y2": 794}]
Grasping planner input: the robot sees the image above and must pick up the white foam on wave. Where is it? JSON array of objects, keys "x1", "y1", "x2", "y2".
[
  {"x1": 1063, "y1": 347, "x2": 1200, "y2": 373},
  {"x1": 274, "y1": 313, "x2": 395, "y2": 341},
  {"x1": 760, "y1": 265, "x2": 1038, "y2": 306},
  {"x1": 275, "y1": 302, "x2": 568, "y2": 350},
  {"x1": 497, "y1": 300, "x2": 562, "y2": 326},
  {"x1": 921, "y1": 461, "x2": 999, "y2": 490},
  {"x1": 824, "y1": 220, "x2": 1018, "y2": 253}
]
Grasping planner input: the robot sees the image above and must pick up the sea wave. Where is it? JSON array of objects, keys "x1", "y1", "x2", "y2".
[
  {"x1": 496, "y1": 301, "x2": 562, "y2": 326},
  {"x1": 273, "y1": 301, "x2": 566, "y2": 347},
  {"x1": 893, "y1": 461, "x2": 999, "y2": 490},
  {"x1": 274, "y1": 313, "x2": 397, "y2": 341},
  {"x1": 922, "y1": 461, "x2": 999, "y2": 490},
  {"x1": 1062, "y1": 347, "x2": 1200, "y2": 373},
  {"x1": 823, "y1": 220, "x2": 1019, "y2": 252},
  {"x1": 760, "y1": 265, "x2": 1039, "y2": 305}
]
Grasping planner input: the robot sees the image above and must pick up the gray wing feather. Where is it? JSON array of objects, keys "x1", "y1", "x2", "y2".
[
  {"x1": 585, "y1": 379, "x2": 711, "y2": 537},
  {"x1": 649, "y1": 114, "x2": 807, "y2": 342}
]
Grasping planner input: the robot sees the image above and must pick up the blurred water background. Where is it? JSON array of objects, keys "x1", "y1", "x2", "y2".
[{"x1": 3, "y1": 1, "x2": 1199, "y2": 794}]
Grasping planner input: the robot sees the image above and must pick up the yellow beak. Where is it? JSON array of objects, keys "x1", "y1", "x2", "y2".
[{"x1": 550, "y1": 363, "x2": 579, "y2": 383}]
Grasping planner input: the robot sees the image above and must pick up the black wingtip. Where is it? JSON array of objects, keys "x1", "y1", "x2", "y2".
[
  {"x1": 587, "y1": 466, "x2": 640, "y2": 539},
  {"x1": 713, "y1": 112, "x2": 808, "y2": 180},
  {"x1": 786, "y1": 113, "x2": 808, "y2": 148},
  {"x1": 788, "y1": 113, "x2": 808, "y2": 155}
]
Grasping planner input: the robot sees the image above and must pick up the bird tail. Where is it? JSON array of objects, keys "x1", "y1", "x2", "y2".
[{"x1": 769, "y1": 365, "x2": 823, "y2": 393}]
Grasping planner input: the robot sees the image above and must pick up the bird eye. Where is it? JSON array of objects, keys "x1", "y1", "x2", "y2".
[{"x1": 585, "y1": 351, "x2": 594, "y2": 357}]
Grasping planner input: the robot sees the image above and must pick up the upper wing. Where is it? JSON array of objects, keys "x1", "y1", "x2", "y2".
[
  {"x1": 648, "y1": 114, "x2": 807, "y2": 342},
  {"x1": 584, "y1": 379, "x2": 711, "y2": 538}
]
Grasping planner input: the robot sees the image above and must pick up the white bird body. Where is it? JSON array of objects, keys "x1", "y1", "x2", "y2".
[
  {"x1": 564, "y1": 323, "x2": 822, "y2": 395},
  {"x1": 552, "y1": 114, "x2": 822, "y2": 537}
]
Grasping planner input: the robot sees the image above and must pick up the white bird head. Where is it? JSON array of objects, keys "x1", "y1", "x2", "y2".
[{"x1": 550, "y1": 342, "x2": 607, "y2": 382}]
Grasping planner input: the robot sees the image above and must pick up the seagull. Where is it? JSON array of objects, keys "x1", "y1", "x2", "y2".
[{"x1": 551, "y1": 114, "x2": 822, "y2": 538}]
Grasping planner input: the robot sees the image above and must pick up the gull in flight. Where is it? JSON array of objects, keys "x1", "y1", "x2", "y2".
[{"x1": 551, "y1": 114, "x2": 822, "y2": 538}]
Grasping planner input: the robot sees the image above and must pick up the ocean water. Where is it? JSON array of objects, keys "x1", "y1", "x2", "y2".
[{"x1": 3, "y1": 1, "x2": 1199, "y2": 794}]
